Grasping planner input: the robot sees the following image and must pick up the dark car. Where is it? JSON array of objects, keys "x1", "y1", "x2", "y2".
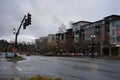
[{"x1": 5, "y1": 52, "x2": 15, "y2": 58}]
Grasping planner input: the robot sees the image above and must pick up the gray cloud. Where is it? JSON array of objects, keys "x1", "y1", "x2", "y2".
[{"x1": 0, "y1": 0, "x2": 120, "y2": 42}]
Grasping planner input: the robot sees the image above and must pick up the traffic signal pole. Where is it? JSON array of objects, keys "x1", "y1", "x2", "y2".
[
  {"x1": 15, "y1": 15, "x2": 26, "y2": 49},
  {"x1": 14, "y1": 13, "x2": 31, "y2": 52}
]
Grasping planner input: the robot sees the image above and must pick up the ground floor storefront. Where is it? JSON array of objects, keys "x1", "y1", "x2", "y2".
[{"x1": 103, "y1": 46, "x2": 120, "y2": 56}]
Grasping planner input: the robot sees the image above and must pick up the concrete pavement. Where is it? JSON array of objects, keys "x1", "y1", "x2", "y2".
[{"x1": 0, "y1": 54, "x2": 120, "y2": 80}]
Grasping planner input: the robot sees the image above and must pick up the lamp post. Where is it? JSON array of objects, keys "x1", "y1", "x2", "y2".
[
  {"x1": 13, "y1": 28, "x2": 16, "y2": 35},
  {"x1": 91, "y1": 34, "x2": 95, "y2": 57},
  {"x1": 13, "y1": 28, "x2": 17, "y2": 53}
]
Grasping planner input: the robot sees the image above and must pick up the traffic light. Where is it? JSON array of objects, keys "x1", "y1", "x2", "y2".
[
  {"x1": 25, "y1": 19, "x2": 29, "y2": 26},
  {"x1": 23, "y1": 13, "x2": 31, "y2": 29},
  {"x1": 23, "y1": 19, "x2": 28, "y2": 29},
  {"x1": 23, "y1": 22, "x2": 26, "y2": 29},
  {"x1": 27, "y1": 13, "x2": 31, "y2": 25}
]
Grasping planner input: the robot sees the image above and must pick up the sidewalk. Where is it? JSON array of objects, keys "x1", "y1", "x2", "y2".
[{"x1": 98, "y1": 56, "x2": 120, "y2": 60}]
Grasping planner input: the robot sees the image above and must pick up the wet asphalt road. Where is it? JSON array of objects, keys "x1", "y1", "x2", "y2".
[{"x1": 0, "y1": 53, "x2": 120, "y2": 80}]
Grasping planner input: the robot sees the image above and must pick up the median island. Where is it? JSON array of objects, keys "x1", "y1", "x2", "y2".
[
  {"x1": 5, "y1": 52, "x2": 24, "y2": 61},
  {"x1": 28, "y1": 75, "x2": 62, "y2": 80},
  {"x1": 8, "y1": 56, "x2": 24, "y2": 61}
]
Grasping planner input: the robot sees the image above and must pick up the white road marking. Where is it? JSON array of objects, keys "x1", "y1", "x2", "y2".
[
  {"x1": 16, "y1": 67, "x2": 22, "y2": 71},
  {"x1": 17, "y1": 60, "x2": 23, "y2": 63}
]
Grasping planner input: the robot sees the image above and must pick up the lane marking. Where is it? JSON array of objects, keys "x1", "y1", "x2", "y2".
[
  {"x1": 17, "y1": 61, "x2": 23, "y2": 63},
  {"x1": 16, "y1": 67, "x2": 22, "y2": 71}
]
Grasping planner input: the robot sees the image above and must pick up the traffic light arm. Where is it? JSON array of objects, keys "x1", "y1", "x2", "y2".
[
  {"x1": 16, "y1": 15, "x2": 26, "y2": 35},
  {"x1": 15, "y1": 15, "x2": 26, "y2": 48}
]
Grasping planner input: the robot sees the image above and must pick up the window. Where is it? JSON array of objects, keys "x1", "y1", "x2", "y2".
[
  {"x1": 116, "y1": 24, "x2": 120, "y2": 29},
  {"x1": 112, "y1": 21, "x2": 114, "y2": 27},
  {"x1": 75, "y1": 28, "x2": 77, "y2": 32},
  {"x1": 112, "y1": 38, "x2": 116, "y2": 42},
  {"x1": 112, "y1": 29, "x2": 115, "y2": 35},
  {"x1": 101, "y1": 28, "x2": 104, "y2": 31},
  {"x1": 96, "y1": 29, "x2": 99, "y2": 32},
  {"x1": 117, "y1": 36, "x2": 120, "y2": 42}
]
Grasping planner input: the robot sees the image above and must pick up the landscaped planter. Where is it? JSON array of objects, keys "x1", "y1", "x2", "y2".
[{"x1": 28, "y1": 75, "x2": 62, "y2": 80}]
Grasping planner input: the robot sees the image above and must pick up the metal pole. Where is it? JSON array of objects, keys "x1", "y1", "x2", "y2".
[
  {"x1": 15, "y1": 33, "x2": 18, "y2": 49},
  {"x1": 91, "y1": 35, "x2": 95, "y2": 58},
  {"x1": 14, "y1": 15, "x2": 26, "y2": 50},
  {"x1": 100, "y1": 40, "x2": 103, "y2": 56},
  {"x1": 91, "y1": 37, "x2": 94, "y2": 57}
]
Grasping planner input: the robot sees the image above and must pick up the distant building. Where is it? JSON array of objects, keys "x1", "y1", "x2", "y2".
[
  {"x1": 35, "y1": 37, "x2": 47, "y2": 54},
  {"x1": 72, "y1": 21, "x2": 92, "y2": 53},
  {"x1": 72, "y1": 21, "x2": 92, "y2": 43},
  {"x1": 65, "y1": 28, "x2": 74, "y2": 53},
  {"x1": 47, "y1": 34, "x2": 57, "y2": 47},
  {"x1": 35, "y1": 14, "x2": 120, "y2": 56},
  {"x1": 80, "y1": 20, "x2": 105, "y2": 56},
  {"x1": 56, "y1": 33, "x2": 65, "y2": 54},
  {"x1": 47, "y1": 34, "x2": 57, "y2": 54}
]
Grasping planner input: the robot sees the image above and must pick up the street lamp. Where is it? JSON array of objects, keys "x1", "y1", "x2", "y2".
[
  {"x1": 13, "y1": 28, "x2": 17, "y2": 55},
  {"x1": 91, "y1": 34, "x2": 95, "y2": 38},
  {"x1": 13, "y1": 28, "x2": 16, "y2": 34},
  {"x1": 91, "y1": 34, "x2": 96, "y2": 57}
]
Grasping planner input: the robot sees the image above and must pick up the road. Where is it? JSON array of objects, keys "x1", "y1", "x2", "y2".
[{"x1": 0, "y1": 53, "x2": 120, "y2": 80}]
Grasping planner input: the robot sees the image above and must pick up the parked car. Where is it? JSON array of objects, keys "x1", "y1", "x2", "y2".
[
  {"x1": 5, "y1": 52, "x2": 15, "y2": 58},
  {"x1": 75, "y1": 53, "x2": 84, "y2": 56}
]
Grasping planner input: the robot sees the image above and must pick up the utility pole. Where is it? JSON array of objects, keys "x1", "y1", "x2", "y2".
[{"x1": 14, "y1": 13, "x2": 31, "y2": 52}]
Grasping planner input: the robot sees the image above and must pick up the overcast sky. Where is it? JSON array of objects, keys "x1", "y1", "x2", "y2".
[{"x1": 0, "y1": 0, "x2": 120, "y2": 42}]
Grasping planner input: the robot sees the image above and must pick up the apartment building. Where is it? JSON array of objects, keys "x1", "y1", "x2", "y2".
[
  {"x1": 81, "y1": 20, "x2": 105, "y2": 55},
  {"x1": 35, "y1": 14, "x2": 120, "y2": 56},
  {"x1": 35, "y1": 37, "x2": 47, "y2": 54},
  {"x1": 65, "y1": 28, "x2": 74, "y2": 53},
  {"x1": 47, "y1": 34, "x2": 57, "y2": 46},
  {"x1": 80, "y1": 15, "x2": 120, "y2": 56},
  {"x1": 109, "y1": 16, "x2": 120, "y2": 55},
  {"x1": 72, "y1": 21, "x2": 92, "y2": 43},
  {"x1": 56, "y1": 33, "x2": 65, "y2": 54},
  {"x1": 72, "y1": 21, "x2": 92, "y2": 53}
]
